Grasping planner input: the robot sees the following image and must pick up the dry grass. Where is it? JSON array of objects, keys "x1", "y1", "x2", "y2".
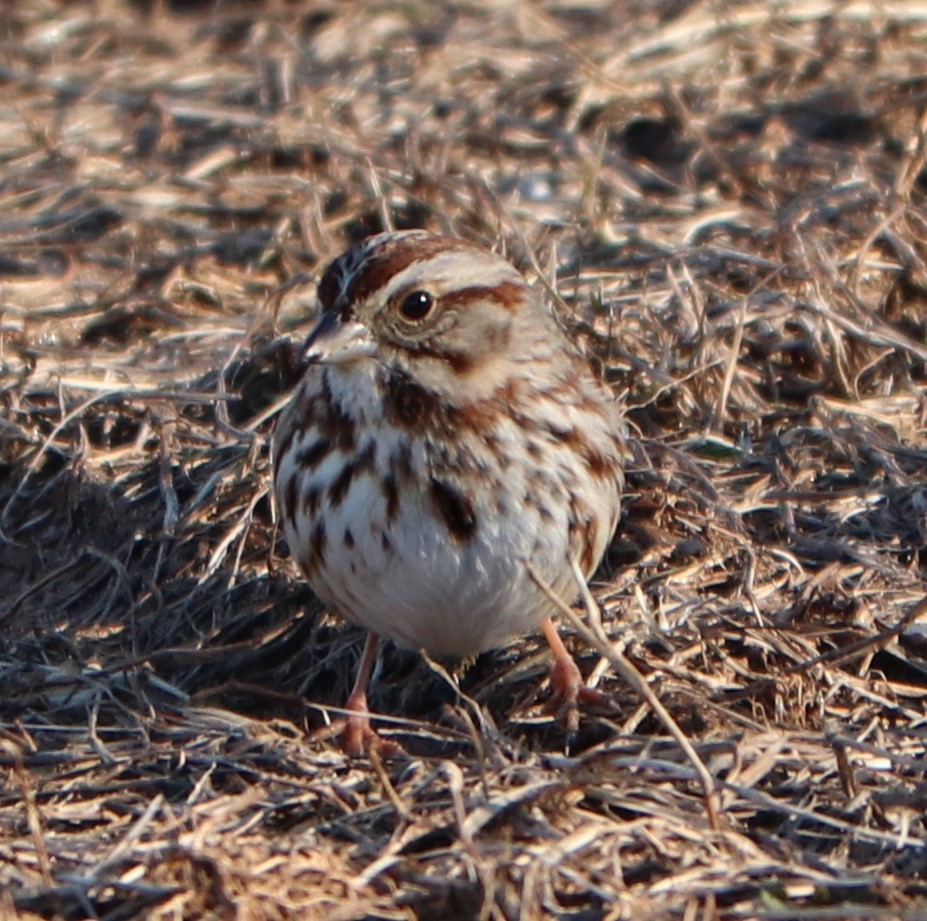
[{"x1": 2, "y1": 1, "x2": 927, "y2": 918}]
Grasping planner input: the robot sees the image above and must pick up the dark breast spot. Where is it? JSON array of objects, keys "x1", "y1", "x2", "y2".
[
  {"x1": 296, "y1": 438, "x2": 332, "y2": 469},
  {"x1": 581, "y1": 446, "x2": 613, "y2": 478},
  {"x1": 456, "y1": 403, "x2": 497, "y2": 437},
  {"x1": 430, "y1": 478, "x2": 477, "y2": 542},
  {"x1": 555, "y1": 424, "x2": 615, "y2": 478},
  {"x1": 355, "y1": 439, "x2": 377, "y2": 470},
  {"x1": 383, "y1": 474, "x2": 400, "y2": 521},
  {"x1": 310, "y1": 519, "x2": 327, "y2": 562},
  {"x1": 274, "y1": 424, "x2": 296, "y2": 480},
  {"x1": 326, "y1": 441, "x2": 376, "y2": 509},
  {"x1": 327, "y1": 461, "x2": 356, "y2": 508},
  {"x1": 568, "y1": 500, "x2": 599, "y2": 576},
  {"x1": 290, "y1": 386, "x2": 326, "y2": 440},
  {"x1": 282, "y1": 474, "x2": 299, "y2": 526},
  {"x1": 303, "y1": 485, "x2": 321, "y2": 516},
  {"x1": 579, "y1": 523, "x2": 598, "y2": 575}
]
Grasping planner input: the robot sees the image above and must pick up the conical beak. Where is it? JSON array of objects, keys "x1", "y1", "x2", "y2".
[{"x1": 300, "y1": 311, "x2": 376, "y2": 365}]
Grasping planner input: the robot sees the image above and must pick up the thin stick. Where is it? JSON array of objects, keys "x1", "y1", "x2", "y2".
[{"x1": 527, "y1": 560, "x2": 721, "y2": 831}]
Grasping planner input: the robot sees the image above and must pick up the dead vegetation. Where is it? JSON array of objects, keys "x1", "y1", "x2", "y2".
[{"x1": 1, "y1": 1, "x2": 926, "y2": 918}]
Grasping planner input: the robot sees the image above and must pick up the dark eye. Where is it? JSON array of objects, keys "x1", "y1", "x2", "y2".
[{"x1": 398, "y1": 290, "x2": 435, "y2": 321}]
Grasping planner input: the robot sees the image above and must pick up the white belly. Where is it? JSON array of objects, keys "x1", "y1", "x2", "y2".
[{"x1": 279, "y1": 449, "x2": 570, "y2": 656}]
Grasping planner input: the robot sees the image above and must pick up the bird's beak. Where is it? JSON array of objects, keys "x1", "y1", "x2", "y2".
[{"x1": 300, "y1": 311, "x2": 376, "y2": 365}]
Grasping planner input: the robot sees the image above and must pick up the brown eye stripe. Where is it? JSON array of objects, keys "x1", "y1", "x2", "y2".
[{"x1": 439, "y1": 281, "x2": 524, "y2": 312}]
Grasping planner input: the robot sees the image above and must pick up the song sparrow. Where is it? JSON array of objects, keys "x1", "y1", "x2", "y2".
[{"x1": 273, "y1": 230, "x2": 625, "y2": 753}]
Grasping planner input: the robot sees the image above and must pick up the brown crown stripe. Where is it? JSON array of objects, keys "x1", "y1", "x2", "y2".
[
  {"x1": 430, "y1": 478, "x2": 477, "y2": 541},
  {"x1": 340, "y1": 234, "x2": 463, "y2": 310}
]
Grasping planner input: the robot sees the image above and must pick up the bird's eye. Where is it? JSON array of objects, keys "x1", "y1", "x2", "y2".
[{"x1": 398, "y1": 290, "x2": 435, "y2": 321}]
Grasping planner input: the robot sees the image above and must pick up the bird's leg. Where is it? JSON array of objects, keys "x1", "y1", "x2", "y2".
[
  {"x1": 313, "y1": 633, "x2": 402, "y2": 755},
  {"x1": 541, "y1": 618, "x2": 613, "y2": 733},
  {"x1": 341, "y1": 632, "x2": 380, "y2": 754}
]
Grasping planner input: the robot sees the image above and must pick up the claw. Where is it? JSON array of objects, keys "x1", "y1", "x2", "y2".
[{"x1": 542, "y1": 618, "x2": 614, "y2": 732}]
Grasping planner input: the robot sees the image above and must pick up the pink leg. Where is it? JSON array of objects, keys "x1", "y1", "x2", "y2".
[
  {"x1": 313, "y1": 633, "x2": 403, "y2": 755},
  {"x1": 341, "y1": 632, "x2": 381, "y2": 755},
  {"x1": 541, "y1": 618, "x2": 612, "y2": 733}
]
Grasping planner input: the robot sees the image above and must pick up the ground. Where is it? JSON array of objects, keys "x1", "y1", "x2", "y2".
[{"x1": 1, "y1": 2, "x2": 926, "y2": 919}]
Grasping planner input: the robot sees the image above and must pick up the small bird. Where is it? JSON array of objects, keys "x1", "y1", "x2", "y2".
[{"x1": 273, "y1": 230, "x2": 624, "y2": 753}]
